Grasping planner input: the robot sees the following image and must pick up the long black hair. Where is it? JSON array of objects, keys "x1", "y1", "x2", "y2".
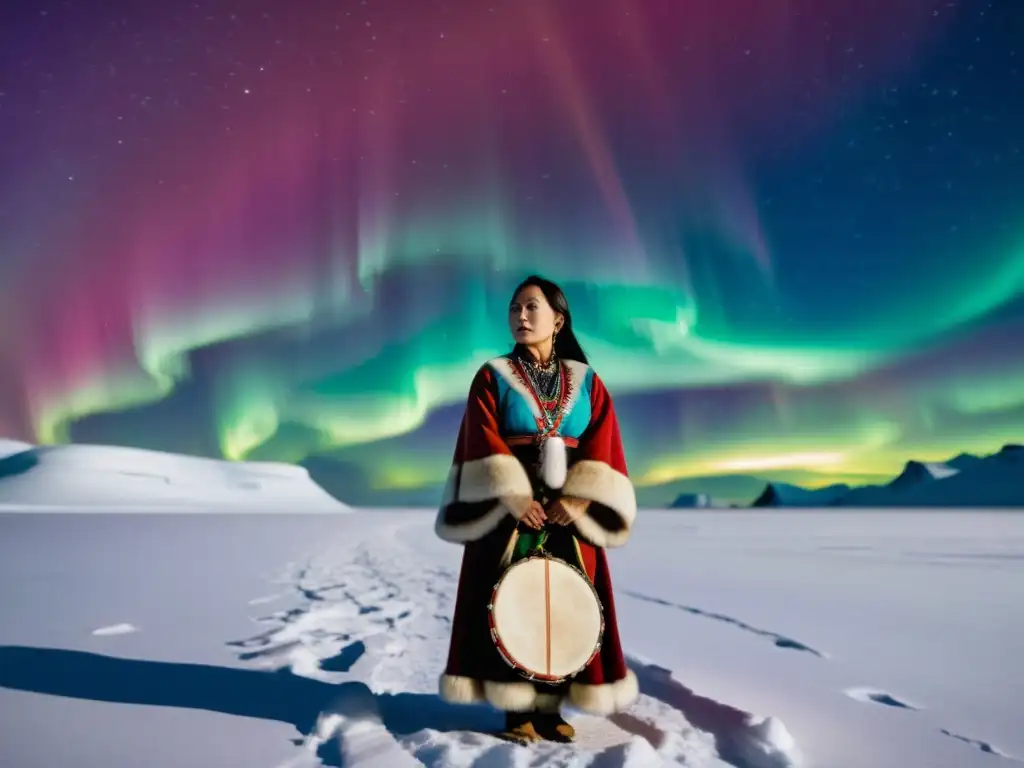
[{"x1": 510, "y1": 274, "x2": 589, "y2": 364}]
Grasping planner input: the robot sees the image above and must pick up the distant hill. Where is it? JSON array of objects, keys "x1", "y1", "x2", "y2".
[
  {"x1": 887, "y1": 460, "x2": 959, "y2": 490},
  {"x1": 668, "y1": 492, "x2": 717, "y2": 508},
  {"x1": 0, "y1": 441, "x2": 350, "y2": 511},
  {"x1": 636, "y1": 473, "x2": 772, "y2": 508},
  {"x1": 0, "y1": 439, "x2": 32, "y2": 460},
  {"x1": 750, "y1": 445, "x2": 1022, "y2": 508},
  {"x1": 855, "y1": 444, "x2": 1021, "y2": 507},
  {"x1": 752, "y1": 482, "x2": 852, "y2": 508},
  {"x1": 4, "y1": 437, "x2": 1019, "y2": 510}
]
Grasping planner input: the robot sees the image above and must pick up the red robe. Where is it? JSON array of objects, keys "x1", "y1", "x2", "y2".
[{"x1": 435, "y1": 359, "x2": 639, "y2": 715}]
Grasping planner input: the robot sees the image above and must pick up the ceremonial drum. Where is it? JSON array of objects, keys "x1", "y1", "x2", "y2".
[{"x1": 489, "y1": 554, "x2": 604, "y2": 684}]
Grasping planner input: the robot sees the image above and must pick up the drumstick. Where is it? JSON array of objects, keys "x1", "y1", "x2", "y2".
[{"x1": 544, "y1": 558, "x2": 552, "y2": 677}]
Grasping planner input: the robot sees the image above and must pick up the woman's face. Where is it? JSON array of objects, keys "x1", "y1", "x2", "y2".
[{"x1": 509, "y1": 285, "x2": 563, "y2": 346}]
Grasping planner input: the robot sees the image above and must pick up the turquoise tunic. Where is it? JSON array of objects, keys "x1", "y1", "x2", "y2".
[
  {"x1": 488, "y1": 354, "x2": 594, "y2": 443},
  {"x1": 485, "y1": 355, "x2": 594, "y2": 563}
]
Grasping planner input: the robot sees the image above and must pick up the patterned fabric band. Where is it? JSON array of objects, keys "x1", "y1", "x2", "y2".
[{"x1": 505, "y1": 434, "x2": 579, "y2": 448}]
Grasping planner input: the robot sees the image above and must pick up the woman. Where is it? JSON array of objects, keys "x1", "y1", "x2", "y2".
[{"x1": 435, "y1": 275, "x2": 639, "y2": 745}]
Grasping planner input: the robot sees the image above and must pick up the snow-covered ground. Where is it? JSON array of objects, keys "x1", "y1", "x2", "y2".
[{"x1": 1, "y1": 509, "x2": 1021, "y2": 768}]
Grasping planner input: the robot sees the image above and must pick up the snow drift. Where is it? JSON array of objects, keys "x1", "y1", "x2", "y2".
[
  {"x1": 0, "y1": 442, "x2": 350, "y2": 512},
  {"x1": 0, "y1": 438, "x2": 32, "y2": 460}
]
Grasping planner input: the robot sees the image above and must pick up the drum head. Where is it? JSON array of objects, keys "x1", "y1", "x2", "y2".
[{"x1": 491, "y1": 556, "x2": 603, "y2": 681}]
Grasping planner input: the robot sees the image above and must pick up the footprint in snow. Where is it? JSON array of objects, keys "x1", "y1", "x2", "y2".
[
  {"x1": 624, "y1": 590, "x2": 828, "y2": 658},
  {"x1": 941, "y1": 729, "x2": 1022, "y2": 762},
  {"x1": 846, "y1": 689, "x2": 1022, "y2": 762},
  {"x1": 843, "y1": 687, "x2": 920, "y2": 710}
]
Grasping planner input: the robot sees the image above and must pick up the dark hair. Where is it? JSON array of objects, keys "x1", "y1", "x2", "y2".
[{"x1": 509, "y1": 274, "x2": 589, "y2": 364}]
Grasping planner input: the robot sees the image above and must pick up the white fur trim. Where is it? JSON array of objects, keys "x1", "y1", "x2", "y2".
[
  {"x1": 434, "y1": 454, "x2": 532, "y2": 543},
  {"x1": 574, "y1": 513, "x2": 630, "y2": 549},
  {"x1": 484, "y1": 680, "x2": 545, "y2": 712},
  {"x1": 439, "y1": 674, "x2": 483, "y2": 704},
  {"x1": 569, "y1": 669, "x2": 640, "y2": 715},
  {"x1": 559, "y1": 496, "x2": 590, "y2": 522},
  {"x1": 458, "y1": 454, "x2": 532, "y2": 503},
  {"x1": 488, "y1": 358, "x2": 541, "y2": 418},
  {"x1": 563, "y1": 460, "x2": 637, "y2": 548},
  {"x1": 435, "y1": 502, "x2": 511, "y2": 543},
  {"x1": 562, "y1": 360, "x2": 589, "y2": 416},
  {"x1": 540, "y1": 435, "x2": 567, "y2": 490},
  {"x1": 438, "y1": 674, "x2": 561, "y2": 712}
]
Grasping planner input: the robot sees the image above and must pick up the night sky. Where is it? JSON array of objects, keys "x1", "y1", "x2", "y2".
[{"x1": 0, "y1": 0, "x2": 1021, "y2": 506}]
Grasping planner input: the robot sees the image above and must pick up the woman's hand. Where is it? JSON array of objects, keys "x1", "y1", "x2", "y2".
[
  {"x1": 521, "y1": 500, "x2": 547, "y2": 530},
  {"x1": 547, "y1": 499, "x2": 582, "y2": 527}
]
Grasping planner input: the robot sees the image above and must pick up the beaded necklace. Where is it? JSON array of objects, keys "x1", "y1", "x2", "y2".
[{"x1": 516, "y1": 351, "x2": 563, "y2": 435}]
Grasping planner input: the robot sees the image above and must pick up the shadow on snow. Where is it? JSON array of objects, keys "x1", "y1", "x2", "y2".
[
  {"x1": 0, "y1": 645, "x2": 760, "y2": 767},
  {"x1": 0, "y1": 644, "x2": 500, "y2": 766}
]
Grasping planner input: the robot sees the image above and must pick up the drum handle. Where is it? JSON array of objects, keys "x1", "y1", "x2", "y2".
[
  {"x1": 499, "y1": 525, "x2": 548, "y2": 569},
  {"x1": 512, "y1": 521, "x2": 549, "y2": 554},
  {"x1": 510, "y1": 521, "x2": 591, "y2": 581},
  {"x1": 533, "y1": 530, "x2": 549, "y2": 553},
  {"x1": 512, "y1": 524, "x2": 552, "y2": 552}
]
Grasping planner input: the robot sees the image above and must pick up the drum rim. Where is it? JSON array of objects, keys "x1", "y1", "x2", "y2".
[{"x1": 488, "y1": 553, "x2": 606, "y2": 684}]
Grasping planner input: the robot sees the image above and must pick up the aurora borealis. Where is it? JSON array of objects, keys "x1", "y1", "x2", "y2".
[{"x1": 1, "y1": 1, "x2": 1022, "y2": 506}]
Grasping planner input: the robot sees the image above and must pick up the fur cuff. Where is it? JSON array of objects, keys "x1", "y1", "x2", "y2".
[
  {"x1": 438, "y1": 674, "x2": 560, "y2": 712},
  {"x1": 563, "y1": 460, "x2": 637, "y2": 548},
  {"x1": 434, "y1": 454, "x2": 533, "y2": 543},
  {"x1": 458, "y1": 453, "x2": 532, "y2": 503},
  {"x1": 569, "y1": 669, "x2": 640, "y2": 715},
  {"x1": 439, "y1": 671, "x2": 637, "y2": 715},
  {"x1": 439, "y1": 673, "x2": 483, "y2": 704},
  {"x1": 434, "y1": 501, "x2": 513, "y2": 543}
]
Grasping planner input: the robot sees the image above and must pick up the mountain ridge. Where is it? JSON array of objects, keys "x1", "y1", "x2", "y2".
[{"x1": 751, "y1": 444, "x2": 1022, "y2": 508}]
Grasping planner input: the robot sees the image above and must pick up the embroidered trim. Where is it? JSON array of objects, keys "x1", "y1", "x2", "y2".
[
  {"x1": 506, "y1": 435, "x2": 578, "y2": 447},
  {"x1": 560, "y1": 360, "x2": 589, "y2": 417},
  {"x1": 509, "y1": 357, "x2": 576, "y2": 438},
  {"x1": 488, "y1": 358, "x2": 541, "y2": 419}
]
